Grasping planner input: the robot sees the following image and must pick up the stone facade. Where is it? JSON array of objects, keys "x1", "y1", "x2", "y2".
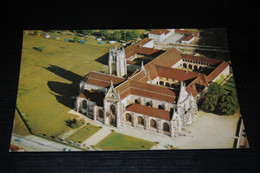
[
  {"x1": 108, "y1": 46, "x2": 127, "y2": 78},
  {"x1": 75, "y1": 39, "x2": 230, "y2": 138}
]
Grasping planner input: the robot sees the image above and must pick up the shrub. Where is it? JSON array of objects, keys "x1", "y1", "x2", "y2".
[
  {"x1": 66, "y1": 118, "x2": 85, "y2": 129},
  {"x1": 38, "y1": 45, "x2": 46, "y2": 52},
  {"x1": 73, "y1": 36, "x2": 80, "y2": 43}
]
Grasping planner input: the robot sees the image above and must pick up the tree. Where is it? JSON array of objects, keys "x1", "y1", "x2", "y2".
[
  {"x1": 73, "y1": 36, "x2": 80, "y2": 43},
  {"x1": 201, "y1": 93, "x2": 219, "y2": 112},
  {"x1": 99, "y1": 30, "x2": 110, "y2": 39},
  {"x1": 113, "y1": 31, "x2": 121, "y2": 41},
  {"x1": 66, "y1": 118, "x2": 85, "y2": 129},
  {"x1": 82, "y1": 30, "x2": 93, "y2": 36},
  {"x1": 120, "y1": 30, "x2": 127, "y2": 40},
  {"x1": 207, "y1": 82, "x2": 225, "y2": 96},
  {"x1": 217, "y1": 90, "x2": 239, "y2": 115}
]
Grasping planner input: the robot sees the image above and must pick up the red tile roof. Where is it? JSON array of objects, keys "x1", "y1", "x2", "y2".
[
  {"x1": 116, "y1": 80, "x2": 176, "y2": 103},
  {"x1": 144, "y1": 47, "x2": 182, "y2": 79},
  {"x1": 155, "y1": 65, "x2": 199, "y2": 82},
  {"x1": 126, "y1": 60, "x2": 137, "y2": 64},
  {"x1": 182, "y1": 34, "x2": 194, "y2": 41},
  {"x1": 79, "y1": 89, "x2": 105, "y2": 106},
  {"x1": 175, "y1": 29, "x2": 199, "y2": 37},
  {"x1": 206, "y1": 61, "x2": 229, "y2": 82},
  {"x1": 126, "y1": 103, "x2": 171, "y2": 120},
  {"x1": 82, "y1": 72, "x2": 125, "y2": 88},
  {"x1": 181, "y1": 54, "x2": 221, "y2": 65},
  {"x1": 131, "y1": 70, "x2": 149, "y2": 83},
  {"x1": 149, "y1": 29, "x2": 170, "y2": 35},
  {"x1": 124, "y1": 38, "x2": 161, "y2": 59}
]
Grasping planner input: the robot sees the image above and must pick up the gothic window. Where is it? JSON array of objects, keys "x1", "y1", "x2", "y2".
[
  {"x1": 82, "y1": 100, "x2": 87, "y2": 109},
  {"x1": 146, "y1": 102, "x2": 152, "y2": 107},
  {"x1": 150, "y1": 119, "x2": 157, "y2": 128},
  {"x1": 158, "y1": 105, "x2": 164, "y2": 110},
  {"x1": 98, "y1": 109, "x2": 104, "y2": 118},
  {"x1": 125, "y1": 113, "x2": 132, "y2": 122},
  {"x1": 110, "y1": 104, "x2": 116, "y2": 115},
  {"x1": 163, "y1": 122, "x2": 170, "y2": 132},
  {"x1": 138, "y1": 116, "x2": 144, "y2": 125}
]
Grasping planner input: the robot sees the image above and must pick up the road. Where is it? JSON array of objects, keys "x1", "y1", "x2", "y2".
[{"x1": 10, "y1": 133, "x2": 82, "y2": 152}]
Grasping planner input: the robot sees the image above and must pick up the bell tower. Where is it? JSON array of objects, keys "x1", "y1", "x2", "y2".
[{"x1": 108, "y1": 46, "x2": 127, "y2": 78}]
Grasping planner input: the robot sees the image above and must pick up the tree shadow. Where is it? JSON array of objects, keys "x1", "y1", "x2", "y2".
[
  {"x1": 95, "y1": 52, "x2": 109, "y2": 65},
  {"x1": 44, "y1": 65, "x2": 83, "y2": 109}
]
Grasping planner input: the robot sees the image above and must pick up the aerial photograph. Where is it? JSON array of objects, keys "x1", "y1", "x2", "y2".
[{"x1": 10, "y1": 28, "x2": 249, "y2": 151}]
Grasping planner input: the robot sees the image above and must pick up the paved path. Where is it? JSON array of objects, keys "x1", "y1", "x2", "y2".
[
  {"x1": 68, "y1": 109, "x2": 240, "y2": 150},
  {"x1": 82, "y1": 128, "x2": 111, "y2": 146},
  {"x1": 10, "y1": 133, "x2": 82, "y2": 152},
  {"x1": 58, "y1": 123, "x2": 87, "y2": 140}
]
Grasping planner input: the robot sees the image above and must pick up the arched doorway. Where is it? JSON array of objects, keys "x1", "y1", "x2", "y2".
[
  {"x1": 108, "y1": 114, "x2": 116, "y2": 126},
  {"x1": 146, "y1": 102, "x2": 152, "y2": 107},
  {"x1": 165, "y1": 82, "x2": 170, "y2": 87},
  {"x1": 98, "y1": 109, "x2": 103, "y2": 118},
  {"x1": 163, "y1": 122, "x2": 170, "y2": 132},
  {"x1": 158, "y1": 105, "x2": 163, "y2": 109},
  {"x1": 150, "y1": 119, "x2": 157, "y2": 128},
  {"x1": 183, "y1": 63, "x2": 187, "y2": 68},
  {"x1": 159, "y1": 81, "x2": 164, "y2": 86},
  {"x1": 138, "y1": 116, "x2": 144, "y2": 125},
  {"x1": 125, "y1": 113, "x2": 132, "y2": 122},
  {"x1": 188, "y1": 64, "x2": 193, "y2": 69},
  {"x1": 82, "y1": 100, "x2": 87, "y2": 109},
  {"x1": 135, "y1": 99, "x2": 140, "y2": 104}
]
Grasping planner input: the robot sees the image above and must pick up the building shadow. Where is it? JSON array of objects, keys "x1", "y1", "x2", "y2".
[
  {"x1": 45, "y1": 65, "x2": 83, "y2": 109},
  {"x1": 44, "y1": 64, "x2": 82, "y2": 83},
  {"x1": 95, "y1": 52, "x2": 109, "y2": 65},
  {"x1": 193, "y1": 28, "x2": 230, "y2": 61}
]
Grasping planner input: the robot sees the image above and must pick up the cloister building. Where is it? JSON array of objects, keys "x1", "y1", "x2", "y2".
[{"x1": 74, "y1": 36, "x2": 230, "y2": 137}]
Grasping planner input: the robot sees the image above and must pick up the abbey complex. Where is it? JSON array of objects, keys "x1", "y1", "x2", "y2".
[{"x1": 74, "y1": 29, "x2": 230, "y2": 137}]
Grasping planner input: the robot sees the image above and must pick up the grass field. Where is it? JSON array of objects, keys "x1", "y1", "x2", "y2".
[
  {"x1": 95, "y1": 132, "x2": 155, "y2": 150},
  {"x1": 12, "y1": 109, "x2": 31, "y2": 136},
  {"x1": 66, "y1": 124, "x2": 101, "y2": 143},
  {"x1": 14, "y1": 32, "x2": 114, "y2": 137}
]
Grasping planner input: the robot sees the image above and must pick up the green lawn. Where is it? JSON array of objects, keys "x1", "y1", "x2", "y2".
[
  {"x1": 14, "y1": 32, "x2": 113, "y2": 137},
  {"x1": 95, "y1": 132, "x2": 155, "y2": 150},
  {"x1": 12, "y1": 109, "x2": 31, "y2": 136},
  {"x1": 66, "y1": 124, "x2": 101, "y2": 143}
]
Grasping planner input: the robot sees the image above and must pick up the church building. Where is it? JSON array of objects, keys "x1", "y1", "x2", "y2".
[{"x1": 74, "y1": 36, "x2": 230, "y2": 137}]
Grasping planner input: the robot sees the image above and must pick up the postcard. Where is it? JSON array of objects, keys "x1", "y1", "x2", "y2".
[{"x1": 10, "y1": 28, "x2": 249, "y2": 151}]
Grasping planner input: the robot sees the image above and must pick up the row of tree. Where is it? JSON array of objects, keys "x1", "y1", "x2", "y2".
[
  {"x1": 99, "y1": 30, "x2": 141, "y2": 41},
  {"x1": 200, "y1": 82, "x2": 239, "y2": 115},
  {"x1": 77, "y1": 30, "x2": 142, "y2": 41}
]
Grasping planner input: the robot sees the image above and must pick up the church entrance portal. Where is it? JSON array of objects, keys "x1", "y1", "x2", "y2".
[{"x1": 108, "y1": 114, "x2": 117, "y2": 126}]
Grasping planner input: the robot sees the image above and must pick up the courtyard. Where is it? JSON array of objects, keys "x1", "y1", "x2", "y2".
[{"x1": 68, "y1": 109, "x2": 240, "y2": 150}]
